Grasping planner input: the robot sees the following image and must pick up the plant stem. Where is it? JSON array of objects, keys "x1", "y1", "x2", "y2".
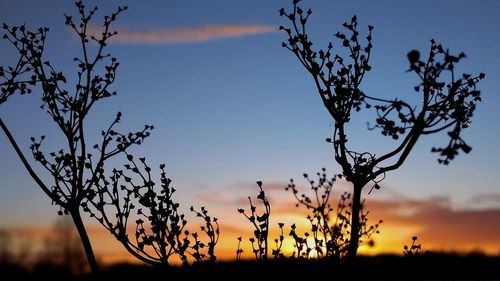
[
  {"x1": 347, "y1": 183, "x2": 362, "y2": 258},
  {"x1": 70, "y1": 208, "x2": 99, "y2": 273}
]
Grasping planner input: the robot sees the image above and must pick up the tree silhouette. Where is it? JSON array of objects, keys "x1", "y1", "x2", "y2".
[
  {"x1": 83, "y1": 155, "x2": 219, "y2": 266},
  {"x1": 0, "y1": 1, "x2": 152, "y2": 272},
  {"x1": 280, "y1": 0, "x2": 484, "y2": 257}
]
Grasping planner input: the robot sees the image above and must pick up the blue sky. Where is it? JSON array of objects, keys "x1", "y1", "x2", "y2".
[{"x1": 1, "y1": 0, "x2": 499, "y2": 235}]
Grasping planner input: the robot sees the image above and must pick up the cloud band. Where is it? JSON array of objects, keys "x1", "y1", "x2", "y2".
[{"x1": 87, "y1": 24, "x2": 277, "y2": 44}]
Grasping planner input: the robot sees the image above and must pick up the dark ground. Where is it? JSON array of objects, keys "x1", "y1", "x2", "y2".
[{"x1": 2, "y1": 253, "x2": 500, "y2": 280}]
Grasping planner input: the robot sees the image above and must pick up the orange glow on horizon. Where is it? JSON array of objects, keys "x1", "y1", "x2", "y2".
[{"x1": 2, "y1": 195, "x2": 500, "y2": 266}]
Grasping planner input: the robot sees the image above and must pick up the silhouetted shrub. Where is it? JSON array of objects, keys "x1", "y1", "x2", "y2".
[
  {"x1": 84, "y1": 155, "x2": 219, "y2": 266},
  {"x1": 238, "y1": 176, "x2": 381, "y2": 261},
  {"x1": 287, "y1": 169, "x2": 382, "y2": 259}
]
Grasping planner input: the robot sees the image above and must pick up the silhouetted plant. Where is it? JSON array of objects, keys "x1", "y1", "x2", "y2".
[
  {"x1": 280, "y1": 0, "x2": 484, "y2": 257},
  {"x1": 288, "y1": 170, "x2": 341, "y2": 258},
  {"x1": 238, "y1": 181, "x2": 271, "y2": 260},
  {"x1": 289, "y1": 223, "x2": 311, "y2": 258},
  {"x1": 271, "y1": 223, "x2": 285, "y2": 259},
  {"x1": 403, "y1": 236, "x2": 430, "y2": 257},
  {"x1": 84, "y1": 155, "x2": 218, "y2": 266},
  {"x1": 189, "y1": 206, "x2": 220, "y2": 263},
  {"x1": 0, "y1": 1, "x2": 151, "y2": 272},
  {"x1": 235, "y1": 237, "x2": 244, "y2": 260},
  {"x1": 287, "y1": 169, "x2": 382, "y2": 259}
]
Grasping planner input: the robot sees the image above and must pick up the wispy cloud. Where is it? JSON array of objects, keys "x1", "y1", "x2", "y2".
[{"x1": 87, "y1": 24, "x2": 277, "y2": 44}]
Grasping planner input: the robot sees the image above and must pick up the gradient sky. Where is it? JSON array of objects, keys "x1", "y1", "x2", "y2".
[{"x1": 1, "y1": 0, "x2": 500, "y2": 262}]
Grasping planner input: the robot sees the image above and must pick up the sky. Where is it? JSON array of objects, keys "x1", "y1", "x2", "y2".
[{"x1": 1, "y1": 0, "x2": 500, "y2": 263}]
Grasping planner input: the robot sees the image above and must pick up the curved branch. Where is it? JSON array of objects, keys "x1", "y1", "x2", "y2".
[{"x1": 0, "y1": 118, "x2": 65, "y2": 207}]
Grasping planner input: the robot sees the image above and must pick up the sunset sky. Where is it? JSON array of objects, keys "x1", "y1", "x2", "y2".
[{"x1": 1, "y1": 0, "x2": 500, "y2": 263}]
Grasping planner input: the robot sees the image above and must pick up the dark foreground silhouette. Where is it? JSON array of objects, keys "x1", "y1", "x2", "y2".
[{"x1": 2, "y1": 253, "x2": 500, "y2": 280}]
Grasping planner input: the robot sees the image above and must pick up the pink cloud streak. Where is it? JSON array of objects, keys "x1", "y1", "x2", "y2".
[{"x1": 88, "y1": 24, "x2": 277, "y2": 44}]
